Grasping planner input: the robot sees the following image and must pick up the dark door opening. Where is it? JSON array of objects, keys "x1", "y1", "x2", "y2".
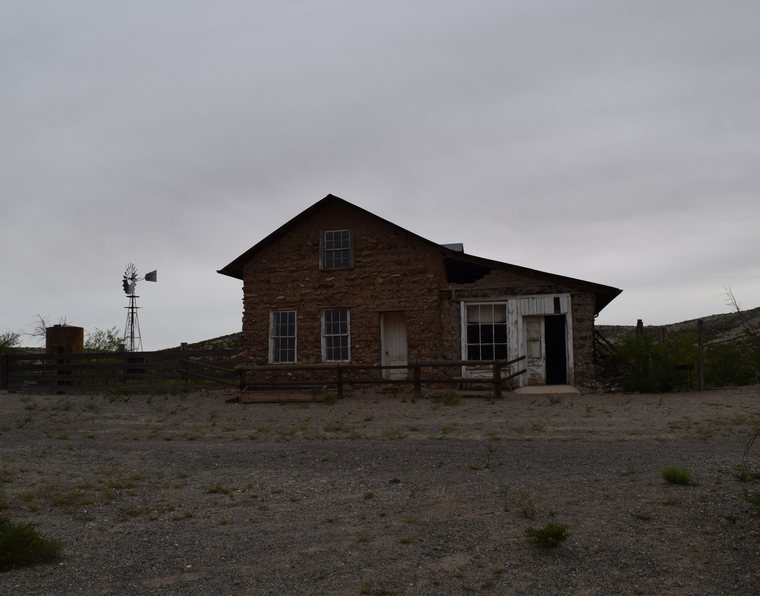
[{"x1": 544, "y1": 315, "x2": 567, "y2": 384}]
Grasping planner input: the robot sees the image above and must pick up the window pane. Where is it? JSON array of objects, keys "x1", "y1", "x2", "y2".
[
  {"x1": 494, "y1": 305, "x2": 507, "y2": 323},
  {"x1": 480, "y1": 306, "x2": 494, "y2": 324},
  {"x1": 466, "y1": 305, "x2": 480, "y2": 323}
]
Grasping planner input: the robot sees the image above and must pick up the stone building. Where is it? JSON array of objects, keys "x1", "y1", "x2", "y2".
[{"x1": 218, "y1": 194, "x2": 621, "y2": 388}]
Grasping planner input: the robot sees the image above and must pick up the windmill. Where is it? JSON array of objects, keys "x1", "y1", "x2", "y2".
[{"x1": 122, "y1": 263, "x2": 157, "y2": 352}]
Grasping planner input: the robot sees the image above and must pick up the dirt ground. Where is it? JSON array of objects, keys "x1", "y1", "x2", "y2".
[{"x1": 2, "y1": 385, "x2": 760, "y2": 595}]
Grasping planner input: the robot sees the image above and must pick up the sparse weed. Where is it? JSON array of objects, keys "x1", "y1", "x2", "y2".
[
  {"x1": 381, "y1": 427, "x2": 407, "y2": 440},
  {"x1": 0, "y1": 518, "x2": 61, "y2": 571},
  {"x1": 206, "y1": 483, "x2": 233, "y2": 495},
  {"x1": 501, "y1": 486, "x2": 538, "y2": 519},
  {"x1": 525, "y1": 522, "x2": 570, "y2": 548},
  {"x1": 661, "y1": 466, "x2": 693, "y2": 485},
  {"x1": 431, "y1": 391, "x2": 460, "y2": 407}
]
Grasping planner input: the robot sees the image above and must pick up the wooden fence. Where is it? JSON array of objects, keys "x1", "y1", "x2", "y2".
[
  {"x1": 237, "y1": 355, "x2": 527, "y2": 399},
  {"x1": 0, "y1": 348, "x2": 242, "y2": 394}
]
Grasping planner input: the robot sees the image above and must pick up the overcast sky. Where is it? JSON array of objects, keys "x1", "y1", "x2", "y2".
[{"x1": 2, "y1": 1, "x2": 759, "y2": 350}]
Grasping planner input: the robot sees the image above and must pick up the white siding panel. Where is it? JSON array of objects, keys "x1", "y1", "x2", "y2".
[{"x1": 461, "y1": 294, "x2": 573, "y2": 386}]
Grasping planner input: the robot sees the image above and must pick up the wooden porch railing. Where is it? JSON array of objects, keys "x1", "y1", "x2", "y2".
[{"x1": 236, "y1": 355, "x2": 527, "y2": 399}]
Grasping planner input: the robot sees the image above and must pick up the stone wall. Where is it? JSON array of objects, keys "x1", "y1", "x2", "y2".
[
  {"x1": 241, "y1": 202, "x2": 446, "y2": 368},
  {"x1": 238, "y1": 200, "x2": 603, "y2": 386}
]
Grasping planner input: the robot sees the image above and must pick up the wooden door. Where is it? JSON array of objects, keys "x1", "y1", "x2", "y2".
[
  {"x1": 524, "y1": 316, "x2": 545, "y2": 385},
  {"x1": 381, "y1": 312, "x2": 407, "y2": 380}
]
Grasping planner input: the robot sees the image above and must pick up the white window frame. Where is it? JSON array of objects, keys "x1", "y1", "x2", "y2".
[
  {"x1": 269, "y1": 310, "x2": 297, "y2": 363},
  {"x1": 321, "y1": 309, "x2": 350, "y2": 362}
]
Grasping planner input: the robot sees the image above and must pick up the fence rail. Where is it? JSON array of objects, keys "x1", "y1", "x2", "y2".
[
  {"x1": 0, "y1": 348, "x2": 242, "y2": 393},
  {"x1": 237, "y1": 356, "x2": 527, "y2": 399}
]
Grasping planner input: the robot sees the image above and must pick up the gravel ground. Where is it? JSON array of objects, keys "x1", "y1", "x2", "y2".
[{"x1": 2, "y1": 385, "x2": 760, "y2": 595}]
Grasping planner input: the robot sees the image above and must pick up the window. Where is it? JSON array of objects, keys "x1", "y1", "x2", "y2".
[
  {"x1": 466, "y1": 303, "x2": 507, "y2": 360},
  {"x1": 270, "y1": 311, "x2": 296, "y2": 363},
  {"x1": 321, "y1": 229, "x2": 353, "y2": 270},
  {"x1": 322, "y1": 309, "x2": 350, "y2": 361}
]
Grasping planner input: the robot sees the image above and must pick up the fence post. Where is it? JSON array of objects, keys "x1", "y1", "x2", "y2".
[
  {"x1": 493, "y1": 362, "x2": 502, "y2": 399},
  {"x1": 0, "y1": 354, "x2": 8, "y2": 390},
  {"x1": 697, "y1": 319, "x2": 704, "y2": 391},
  {"x1": 413, "y1": 363, "x2": 421, "y2": 398},
  {"x1": 336, "y1": 366, "x2": 344, "y2": 399}
]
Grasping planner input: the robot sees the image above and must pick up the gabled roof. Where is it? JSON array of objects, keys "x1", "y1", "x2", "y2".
[{"x1": 218, "y1": 194, "x2": 622, "y2": 314}]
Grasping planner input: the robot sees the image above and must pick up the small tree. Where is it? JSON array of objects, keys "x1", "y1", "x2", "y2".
[
  {"x1": 28, "y1": 314, "x2": 69, "y2": 347},
  {"x1": 84, "y1": 327, "x2": 123, "y2": 352},
  {"x1": 724, "y1": 288, "x2": 760, "y2": 383},
  {"x1": 0, "y1": 331, "x2": 21, "y2": 354}
]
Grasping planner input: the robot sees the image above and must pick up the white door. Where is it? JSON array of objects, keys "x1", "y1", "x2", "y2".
[
  {"x1": 381, "y1": 312, "x2": 407, "y2": 380},
  {"x1": 524, "y1": 316, "x2": 545, "y2": 385}
]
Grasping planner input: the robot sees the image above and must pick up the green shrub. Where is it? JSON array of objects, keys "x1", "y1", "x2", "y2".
[
  {"x1": 618, "y1": 334, "x2": 698, "y2": 392},
  {"x1": 661, "y1": 466, "x2": 693, "y2": 485},
  {"x1": 704, "y1": 342, "x2": 758, "y2": 387},
  {"x1": 524, "y1": 523, "x2": 570, "y2": 548},
  {"x1": 0, "y1": 518, "x2": 61, "y2": 571},
  {"x1": 616, "y1": 329, "x2": 759, "y2": 392}
]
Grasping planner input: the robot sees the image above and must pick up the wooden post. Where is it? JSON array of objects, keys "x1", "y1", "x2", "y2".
[
  {"x1": 336, "y1": 366, "x2": 344, "y2": 399},
  {"x1": 697, "y1": 319, "x2": 704, "y2": 391},
  {"x1": 413, "y1": 363, "x2": 421, "y2": 398},
  {"x1": 0, "y1": 354, "x2": 8, "y2": 390},
  {"x1": 493, "y1": 362, "x2": 502, "y2": 399}
]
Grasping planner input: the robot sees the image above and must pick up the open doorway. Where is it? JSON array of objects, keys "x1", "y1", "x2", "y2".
[{"x1": 544, "y1": 315, "x2": 567, "y2": 384}]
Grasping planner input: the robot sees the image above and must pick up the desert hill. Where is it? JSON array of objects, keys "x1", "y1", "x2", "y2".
[{"x1": 596, "y1": 306, "x2": 760, "y2": 346}]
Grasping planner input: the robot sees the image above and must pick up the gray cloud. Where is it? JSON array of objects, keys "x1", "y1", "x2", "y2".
[{"x1": 2, "y1": 1, "x2": 759, "y2": 348}]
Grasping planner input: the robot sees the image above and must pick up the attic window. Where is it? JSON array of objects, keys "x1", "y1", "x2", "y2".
[
  {"x1": 321, "y1": 229, "x2": 353, "y2": 270},
  {"x1": 445, "y1": 258, "x2": 490, "y2": 284}
]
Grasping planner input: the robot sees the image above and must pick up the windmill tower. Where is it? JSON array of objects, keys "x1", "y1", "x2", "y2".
[{"x1": 122, "y1": 263, "x2": 157, "y2": 352}]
